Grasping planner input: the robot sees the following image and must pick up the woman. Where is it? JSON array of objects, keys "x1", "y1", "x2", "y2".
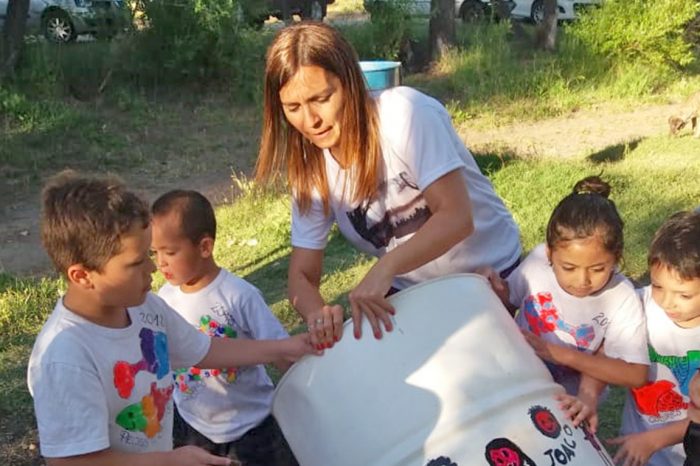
[{"x1": 255, "y1": 22, "x2": 521, "y2": 349}]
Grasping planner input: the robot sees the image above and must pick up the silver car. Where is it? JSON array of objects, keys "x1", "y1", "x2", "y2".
[{"x1": 0, "y1": 0, "x2": 129, "y2": 43}]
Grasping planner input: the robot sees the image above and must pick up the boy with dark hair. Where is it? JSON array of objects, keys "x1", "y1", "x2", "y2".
[
  {"x1": 612, "y1": 211, "x2": 700, "y2": 466},
  {"x1": 151, "y1": 189, "x2": 298, "y2": 465},
  {"x1": 28, "y1": 171, "x2": 314, "y2": 466}
]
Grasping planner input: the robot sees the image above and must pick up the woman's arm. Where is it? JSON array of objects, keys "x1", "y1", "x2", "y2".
[
  {"x1": 522, "y1": 331, "x2": 648, "y2": 388},
  {"x1": 288, "y1": 246, "x2": 344, "y2": 348},
  {"x1": 349, "y1": 169, "x2": 474, "y2": 339}
]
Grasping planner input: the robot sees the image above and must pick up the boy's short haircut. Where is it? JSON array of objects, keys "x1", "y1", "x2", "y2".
[
  {"x1": 649, "y1": 210, "x2": 700, "y2": 280},
  {"x1": 151, "y1": 190, "x2": 216, "y2": 243},
  {"x1": 41, "y1": 170, "x2": 150, "y2": 274}
]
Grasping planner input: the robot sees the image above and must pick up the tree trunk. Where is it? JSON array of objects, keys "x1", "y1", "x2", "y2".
[
  {"x1": 535, "y1": 0, "x2": 557, "y2": 52},
  {"x1": 1, "y1": 0, "x2": 30, "y2": 79},
  {"x1": 493, "y1": 0, "x2": 511, "y2": 20},
  {"x1": 429, "y1": 0, "x2": 455, "y2": 62}
]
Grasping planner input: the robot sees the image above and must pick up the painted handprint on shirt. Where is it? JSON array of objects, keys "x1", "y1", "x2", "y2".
[
  {"x1": 522, "y1": 292, "x2": 596, "y2": 349},
  {"x1": 116, "y1": 382, "x2": 174, "y2": 438},
  {"x1": 113, "y1": 328, "x2": 170, "y2": 399},
  {"x1": 173, "y1": 315, "x2": 238, "y2": 395}
]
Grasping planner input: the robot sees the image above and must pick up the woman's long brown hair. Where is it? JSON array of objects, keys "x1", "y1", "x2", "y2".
[{"x1": 255, "y1": 22, "x2": 382, "y2": 214}]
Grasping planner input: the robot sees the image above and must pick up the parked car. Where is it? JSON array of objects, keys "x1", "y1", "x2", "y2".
[
  {"x1": 240, "y1": 0, "x2": 335, "y2": 26},
  {"x1": 363, "y1": 0, "x2": 515, "y2": 22},
  {"x1": 509, "y1": 0, "x2": 600, "y2": 24},
  {"x1": 0, "y1": 0, "x2": 130, "y2": 43}
]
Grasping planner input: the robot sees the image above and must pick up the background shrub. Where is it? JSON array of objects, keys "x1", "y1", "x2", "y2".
[{"x1": 568, "y1": 0, "x2": 700, "y2": 70}]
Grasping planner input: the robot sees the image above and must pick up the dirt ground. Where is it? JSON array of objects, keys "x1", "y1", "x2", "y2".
[{"x1": 0, "y1": 100, "x2": 684, "y2": 277}]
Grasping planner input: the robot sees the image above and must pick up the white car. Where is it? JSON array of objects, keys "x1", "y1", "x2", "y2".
[{"x1": 510, "y1": 0, "x2": 600, "y2": 24}]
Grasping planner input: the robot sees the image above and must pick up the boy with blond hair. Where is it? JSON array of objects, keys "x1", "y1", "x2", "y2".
[
  {"x1": 28, "y1": 171, "x2": 314, "y2": 466},
  {"x1": 612, "y1": 211, "x2": 700, "y2": 466},
  {"x1": 151, "y1": 189, "x2": 298, "y2": 465}
]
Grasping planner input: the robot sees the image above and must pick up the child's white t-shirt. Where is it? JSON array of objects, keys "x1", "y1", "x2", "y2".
[
  {"x1": 158, "y1": 268, "x2": 289, "y2": 443},
  {"x1": 508, "y1": 244, "x2": 649, "y2": 395},
  {"x1": 621, "y1": 286, "x2": 700, "y2": 466},
  {"x1": 27, "y1": 293, "x2": 210, "y2": 458},
  {"x1": 291, "y1": 86, "x2": 521, "y2": 289}
]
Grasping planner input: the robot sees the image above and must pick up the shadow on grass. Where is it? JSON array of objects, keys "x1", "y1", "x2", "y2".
[
  {"x1": 472, "y1": 150, "x2": 519, "y2": 176},
  {"x1": 586, "y1": 138, "x2": 642, "y2": 165}
]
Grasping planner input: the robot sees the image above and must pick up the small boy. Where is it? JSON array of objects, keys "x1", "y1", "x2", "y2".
[
  {"x1": 27, "y1": 171, "x2": 314, "y2": 466},
  {"x1": 150, "y1": 190, "x2": 298, "y2": 465},
  {"x1": 612, "y1": 210, "x2": 700, "y2": 466}
]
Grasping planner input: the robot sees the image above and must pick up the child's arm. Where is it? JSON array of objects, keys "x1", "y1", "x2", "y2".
[
  {"x1": 475, "y1": 266, "x2": 517, "y2": 315},
  {"x1": 573, "y1": 373, "x2": 608, "y2": 433},
  {"x1": 522, "y1": 330, "x2": 648, "y2": 388},
  {"x1": 608, "y1": 419, "x2": 689, "y2": 466},
  {"x1": 196, "y1": 333, "x2": 316, "y2": 369},
  {"x1": 690, "y1": 369, "x2": 700, "y2": 423},
  {"x1": 46, "y1": 445, "x2": 232, "y2": 466}
]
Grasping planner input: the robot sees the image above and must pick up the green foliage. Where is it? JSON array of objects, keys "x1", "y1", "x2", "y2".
[
  {"x1": 119, "y1": 0, "x2": 271, "y2": 101},
  {"x1": 567, "y1": 0, "x2": 700, "y2": 70},
  {"x1": 353, "y1": 0, "x2": 413, "y2": 59}
]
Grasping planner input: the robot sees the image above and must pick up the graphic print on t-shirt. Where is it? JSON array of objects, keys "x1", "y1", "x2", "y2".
[
  {"x1": 346, "y1": 171, "x2": 432, "y2": 249},
  {"x1": 115, "y1": 382, "x2": 174, "y2": 438},
  {"x1": 173, "y1": 314, "x2": 238, "y2": 396},
  {"x1": 522, "y1": 292, "x2": 596, "y2": 349},
  {"x1": 113, "y1": 328, "x2": 170, "y2": 399},
  {"x1": 648, "y1": 346, "x2": 700, "y2": 395},
  {"x1": 632, "y1": 346, "x2": 698, "y2": 421}
]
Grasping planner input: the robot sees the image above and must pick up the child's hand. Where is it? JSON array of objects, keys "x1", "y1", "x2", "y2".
[
  {"x1": 556, "y1": 393, "x2": 597, "y2": 431},
  {"x1": 607, "y1": 431, "x2": 657, "y2": 466},
  {"x1": 521, "y1": 329, "x2": 566, "y2": 364},
  {"x1": 475, "y1": 266, "x2": 511, "y2": 310},
  {"x1": 281, "y1": 332, "x2": 320, "y2": 363},
  {"x1": 170, "y1": 445, "x2": 235, "y2": 465}
]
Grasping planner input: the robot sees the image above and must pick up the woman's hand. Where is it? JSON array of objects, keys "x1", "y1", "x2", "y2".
[
  {"x1": 348, "y1": 261, "x2": 396, "y2": 339},
  {"x1": 306, "y1": 304, "x2": 344, "y2": 350}
]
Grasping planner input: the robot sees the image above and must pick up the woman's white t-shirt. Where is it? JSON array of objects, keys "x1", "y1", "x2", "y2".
[
  {"x1": 508, "y1": 244, "x2": 649, "y2": 395},
  {"x1": 291, "y1": 86, "x2": 521, "y2": 289}
]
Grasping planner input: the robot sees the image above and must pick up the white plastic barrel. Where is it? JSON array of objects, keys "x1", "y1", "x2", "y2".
[{"x1": 273, "y1": 274, "x2": 615, "y2": 466}]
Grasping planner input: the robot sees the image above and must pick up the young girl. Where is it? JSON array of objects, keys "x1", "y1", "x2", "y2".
[{"x1": 488, "y1": 176, "x2": 649, "y2": 399}]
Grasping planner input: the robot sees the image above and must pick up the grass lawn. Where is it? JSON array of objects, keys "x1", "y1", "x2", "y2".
[{"x1": 2, "y1": 132, "x2": 697, "y2": 464}]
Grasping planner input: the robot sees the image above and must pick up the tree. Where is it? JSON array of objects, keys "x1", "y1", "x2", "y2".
[
  {"x1": 1, "y1": 0, "x2": 30, "y2": 79},
  {"x1": 535, "y1": 0, "x2": 558, "y2": 51},
  {"x1": 429, "y1": 0, "x2": 455, "y2": 62}
]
